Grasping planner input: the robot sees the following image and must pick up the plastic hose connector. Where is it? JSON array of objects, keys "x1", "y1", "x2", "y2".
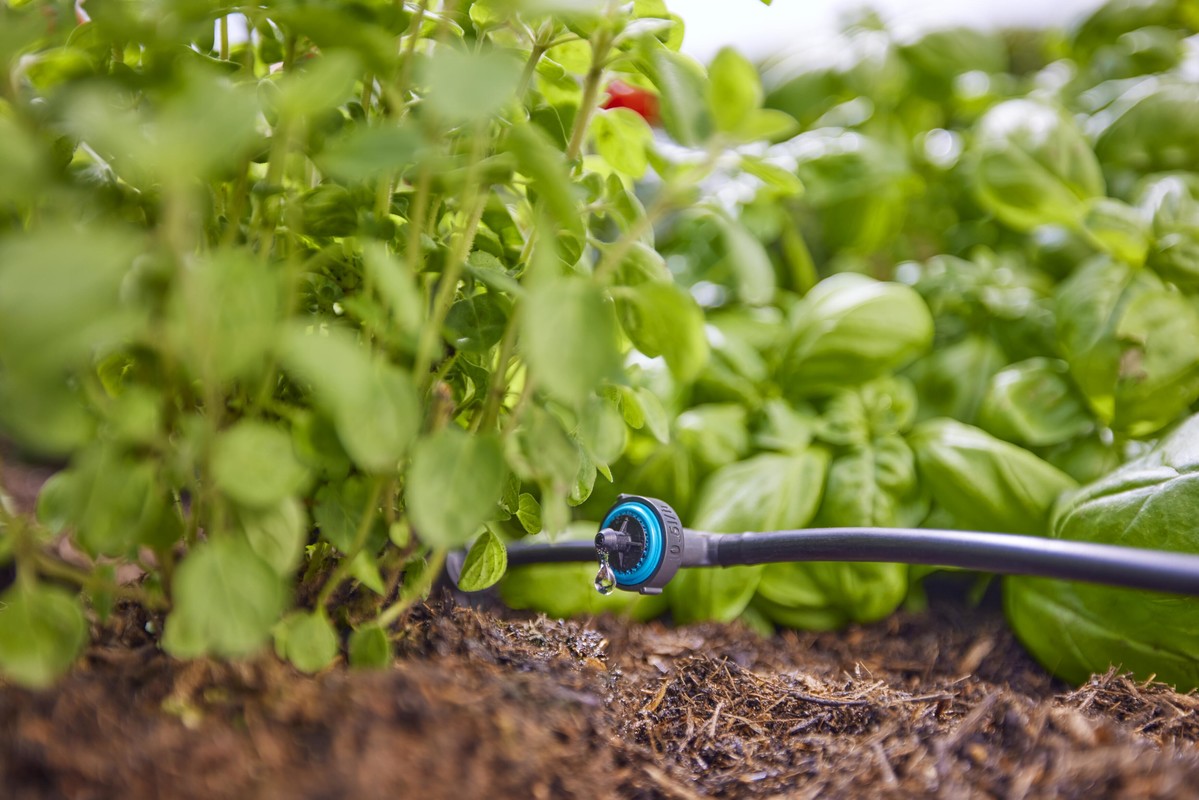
[{"x1": 598, "y1": 495, "x2": 685, "y2": 594}]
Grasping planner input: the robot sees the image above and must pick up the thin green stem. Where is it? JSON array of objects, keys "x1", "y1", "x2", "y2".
[
  {"x1": 565, "y1": 30, "x2": 614, "y2": 163},
  {"x1": 414, "y1": 127, "x2": 490, "y2": 389},
  {"x1": 473, "y1": 313, "x2": 520, "y2": 432},
  {"x1": 219, "y1": 15, "x2": 230, "y2": 61},
  {"x1": 376, "y1": 548, "x2": 445, "y2": 627}
]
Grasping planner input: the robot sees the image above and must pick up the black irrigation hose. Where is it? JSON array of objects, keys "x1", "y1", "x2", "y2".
[{"x1": 501, "y1": 526, "x2": 1199, "y2": 596}]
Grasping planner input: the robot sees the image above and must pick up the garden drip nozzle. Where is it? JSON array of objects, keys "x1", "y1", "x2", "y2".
[{"x1": 464, "y1": 495, "x2": 1199, "y2": 599}]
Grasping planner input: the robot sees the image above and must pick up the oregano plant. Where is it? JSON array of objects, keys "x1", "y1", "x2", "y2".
[{"x1": 0, "y1": 0, "x2": 794, "y2": 683}]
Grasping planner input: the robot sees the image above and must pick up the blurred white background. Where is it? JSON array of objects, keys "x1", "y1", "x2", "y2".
[{"x1": 671, "y1": 0, "x2": 1110, "y2": 60}]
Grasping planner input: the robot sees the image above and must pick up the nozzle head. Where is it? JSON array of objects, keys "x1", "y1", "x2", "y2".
[{"x1": 596, "y1": 495, "x2": 684, "y2": 595}]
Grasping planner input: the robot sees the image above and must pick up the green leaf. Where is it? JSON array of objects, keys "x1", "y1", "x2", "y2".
[
  {"x1": 910, "y1": 419, "x2": 1077, "y2": 534},
  {"x1": 668, "y1": 565, "x2": 763, "y2": 624},
  {"x1": 978, "y1": 359, "x2": 1092, "y2": 447},
  {"x1": 314, "y1": 476, "x2": 375, "y2": 553},
  {"x1": 61, "y1": 445, "x2": 179, "y2": 556},
  {"x1": 277, "y1": 51, "x2": 361, "y2": 120},
  {"x1": 706, "y1": 47, "x2": 762, "y2": 134},
  {"x1": 1082, "y1": 197, "x2": 1150, "y2": 268},
  {"x1": 709, "y1": 212, "x2": 775, "y2": 305},
  {"x1": 970, "y1": 99, "x2": 1105, "y2": 232},
  {"x1": 616, "y1": 282, "x2": 709, "y2": 382},
  {"x1": 693, "y1": 449, "x2": 829, "y2": 534},
  {"x1": 407, "y1": 428, "x2": 506, "y2": 548},
  {"x1": 506, "y1": 124, "x2": 585, "y2": 246},
  {"x1": 318, "y1": 123, "x2": 423, "y2": 182},
  {"x1": 212, "y1": 421, "x2": 311, "y2": 509},
  {"x1": 516, "y1": 493, "x2": 542, "y2": 534},
  {"x1": 349, "y1": 551, "x2": 386, "y2": 595},
  {"x1": 1056, "y1": 258, "x2": 1199, "y2": 437},
  {"x1": 348, "y1": 624, "x2": 392, "y2": 669},
  {"x1": 754, "y1": 561, "x2": 907, "y2": 630},
  {"x1": 363, "y1": 243, "x2": 424, "y2": 336},
  {"x1": 521, "y1": 279, "x2": 622, "y2": 406},
  {"x1": 777, "y1": 274, "x2": 933, "y2": 398},
  {"x1": 274, "y1": 611, "x2": 339, "y2": 674},
  {"x1": 677, "y1": 404, "x2": 749, "y2": 471},
  {"x1": 234, "y1": 497, "x2": 308, "y2": 576},
  {"x1": 458, "y1": 529, "x2": 508, "y2": 591},
  {"x1": 0, "y1": 581, "x2": 87, "y2": 689},
  {"x1": 281, "y1": 327, "x2": 419, "y2": 472},
  {"x1": 444, "y1": 292, "x2": 511, "y2": 353},
  {"x1": 423, "y1": 47, "x2": 522, "y2": 123},
  {"x1": 591, "y1": 108, "x2": 652, "y2": 178},
  {"x1": 1007, "y1": 413, "x2": 1199, "y2": 690},
  {"x1": 638, "y1": 43, "x2": 712, "y2": 146},
  {"x1": 163, "y1": 536, "x2": 286, "y2": 659}
]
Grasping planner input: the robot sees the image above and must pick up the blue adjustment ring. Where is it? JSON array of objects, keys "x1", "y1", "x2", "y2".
[{"x1": 602, "y1": 500, "x2": 663, "y2": 588}]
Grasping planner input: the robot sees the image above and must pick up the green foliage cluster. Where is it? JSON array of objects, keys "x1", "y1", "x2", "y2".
[
  {"x1": 2, "y1": 0, "x2": 1199, "y2": 692},
  {"x1": 0, "y1": 0, "x2": 796, "y2": 687},
  {"x1": 505, "y1": 0, "x2": 1199, "y2": 689}
]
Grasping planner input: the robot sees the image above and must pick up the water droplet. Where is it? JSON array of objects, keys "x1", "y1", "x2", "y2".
[{"x1": 594, "y1": 561, "x2": 616, "y2": 595}]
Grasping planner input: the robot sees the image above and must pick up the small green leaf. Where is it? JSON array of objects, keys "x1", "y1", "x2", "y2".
[
  {"x1": 458, "y1": 529, "x2": 508, "y2": 591},
  {"x1": 707, "y1": 47, "x2": 762, "y2": 134},
  {"x1": 521, "y1": 279, "x2": 622, "y2": 406},
  {"x1": 444, "y1": 292, "x2": 511, "y2": 353},
  {"x1": 274, "y1": 611, "x2": 339, "y2": 674},
  {"x1": 638, "y1": 43, "x2": 712, "y2": 146},
  {"x1": 423, "y1": 47, "x2": 522, "y2": 123},
  {"x1": 349, "y1": 550, "x2": 386, "y2": 595},
  {"x1": 348, "y1": 624, "x2": 392, "y2": 669},
  {"x1": 506, "y1": 124, "x2": 585, "y2": 245},
  {"x1": 277, "y1": 51, "x2": 361, "y2": 119},
  {"x1": 363, "y1": 243, "x2": 424, "y2": 336},
  {"x1": 314, "y1": 476, "x2": 375, "y2": 553},
  {"x1": 212, "y1": 421, "x2": 311, "y2": 509},
  {"x1": 318, "y1": 123, "x2": 423, "y2": 182},
  {"x1": 163, "y1": 536, "x2": 286, "y2": 659},
  {"x1": 407, "y1": 428, "x2": 506, "y2": 548},
  {"x1": 516, "y1": 493, "x2": 542, "y2": 534},
  {"x1": 709, "y1": 212, "x2": 775, "y2": 305},
  {"x1": 616, "y1": 282, "x2": 709, "y2": 382},
  {"x1": 0, "y1": 581, "x2": 87, "y2": 689},
  {"x1": 281, "y1": 328, "x2": 419, "y2": 472},
  {"x1": 234, "y1": 497, "x2": 308, "y2": 575},
  {"x1": 591, "y1": 108, "x2": 652, "y2": 178}
]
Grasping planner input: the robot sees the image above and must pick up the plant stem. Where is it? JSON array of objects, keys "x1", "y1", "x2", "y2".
[
  {"x1": 376, "y1": 548, "x2": 446, "y2": 627},
  {"x1": 32, "y1": 551, "x2": 165, "y2": 609},
  {"x1": 414, "y1": 127, "x2": 490, "y2": 389},
  {"x1": 219, "y1": 14, "x2": 230, "y2": 61},
  {"x1": 565, "y1": 29, "x2": 614, "y2": 163},
  {"x1": 473, "y1": 313, "x2": 520, "y2": 432}
]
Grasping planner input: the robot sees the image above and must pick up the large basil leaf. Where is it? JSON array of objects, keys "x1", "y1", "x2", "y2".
[
  {"x1": 978, "y1": 358, "x2": 1093, "y2": 448},
  {"x1": 1056, "y1": 257, "x2": 1199, "y2": 437},
  {"x1": 1006, "y1": 413, "x2": 1199, "y2": 690},
  {"x1": 754, "y1": 562, "x2": 908, "y2": 631},
  {"x1": 969, "y1": 99, "x2": 1104, "y2": 232},
  {"x1": 910, "y1": 419, "x2": 1077, "y2": 534},
  {"x1": 668, "y1": 449, "x2": 830, "y2": 624},
  {"x1": 776, "y1": 274, "x2": 933, "y2": 398}
]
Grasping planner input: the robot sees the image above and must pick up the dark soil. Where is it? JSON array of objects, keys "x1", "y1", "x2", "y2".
[
  {"x1": 4, "y1": 452, "x2": 1199, "y2": 798},
  {"x1": 2, "y1": 595, "x2": 1199, "y2": 799}
]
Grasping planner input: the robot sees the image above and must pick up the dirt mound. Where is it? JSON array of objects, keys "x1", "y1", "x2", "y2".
[{"x1": 3, "y1": 595, "x2": 1199, "y2": 799}]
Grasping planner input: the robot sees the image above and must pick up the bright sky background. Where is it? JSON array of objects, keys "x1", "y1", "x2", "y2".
[{"x1": 670, "y1": 0, "x2": 1110, "y2": 60}]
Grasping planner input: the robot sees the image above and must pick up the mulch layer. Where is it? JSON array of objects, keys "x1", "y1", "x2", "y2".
[
  {"x1": 4, "y1": 450, "x2": 1199, "y2": 798},
  {"x1": 3, "y1": 593, "x2": 1199, "y2": 800}
]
